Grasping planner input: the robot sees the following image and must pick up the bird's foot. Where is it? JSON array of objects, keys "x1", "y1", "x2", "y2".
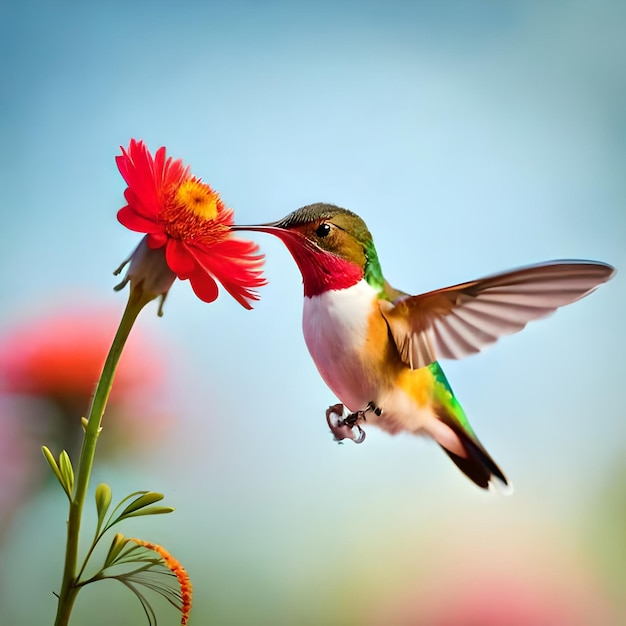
[
  {"x1": 326, "y1": 403, "x2": 378, "y2": 444},
  {"x1": 365, "y1": 400, "x2": 383, "y2": 417}
]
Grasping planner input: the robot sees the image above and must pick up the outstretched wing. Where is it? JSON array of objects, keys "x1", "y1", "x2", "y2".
[{"x1": 379, "y1": 260, "x2": 615, "y2": 370}]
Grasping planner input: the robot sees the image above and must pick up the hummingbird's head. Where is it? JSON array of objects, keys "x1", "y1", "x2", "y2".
[{"x1": 233, "y1": 203, "x2": 383, "y2": 297}]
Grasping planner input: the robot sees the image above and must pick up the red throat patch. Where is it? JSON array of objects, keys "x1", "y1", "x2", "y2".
[{"x1": 277, "y1": 231, "x2": 363, "y2": 296}]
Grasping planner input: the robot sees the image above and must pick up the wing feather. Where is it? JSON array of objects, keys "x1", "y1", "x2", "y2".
[{"x1": 380, "y1": 260, "x2": 615, "y2": 369}]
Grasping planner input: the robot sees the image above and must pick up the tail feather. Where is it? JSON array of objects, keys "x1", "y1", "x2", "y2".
[
  {"x1": 434, "y1": 406, "x2": 509, "y2": 491},
  {"x1": 441, "y1": 437, "x2": 508, "y2": 490}
]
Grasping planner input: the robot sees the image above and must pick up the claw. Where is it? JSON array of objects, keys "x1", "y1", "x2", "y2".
[
  {"x1": 325, "y1": 404, "x2": 367, "y2": 444},
  {"x1": 352, "y1": 424, "x2": 366, "y2": 444},
  {"x1": 366, "y1": 401, "x2": 382, "y2": 417}
]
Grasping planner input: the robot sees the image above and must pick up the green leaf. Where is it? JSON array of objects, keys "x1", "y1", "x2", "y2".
[
  {"x1": 41, "y1": 446, "x2": 71, "y2": 500},
  {"x1": 59, "y1": 450, "x2": 74, "y2": 496},
  {"x1": 120, "y1": 492, "x2": 165, "y2": 517},
  {"x1": 121, "y1": 506, "x2": 175, "y2": 519},
  {"x1": 41, "y1": 446, "x2": 63, "y2": 483},
  {"x1": 101, "y1": 490, "x2": 148, "y2": 532},
  {"x1": 108, "y1": 490, "x2": 148, "y2": 518},
  {"x1": 104, "y1": 533, "x2": 130, "y2": 569},
  {"x1": 95, "y1": 483, "x2": 113, "y2": 534}
]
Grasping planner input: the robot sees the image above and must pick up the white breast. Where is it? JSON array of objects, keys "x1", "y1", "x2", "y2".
[
  {"x1": 302, "y1": 280, "x2": 378, "y2": 412},
  {"x1": 302, "y1": 279, "x2": 438, "y2": 435}
]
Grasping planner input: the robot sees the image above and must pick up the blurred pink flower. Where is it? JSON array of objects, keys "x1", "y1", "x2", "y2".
[
  {"x1": 0, "y1": 305, "x2": 176, "y2": 537},
  {"x1": 370, "y1": 565, "x2": 614, "y2": 626},
  {"x1": 0, "y1": 305, "x2": 174, "y2": 457},
  {"x1": 0, "y1": 308, "x2": 162, "y2": 405}
]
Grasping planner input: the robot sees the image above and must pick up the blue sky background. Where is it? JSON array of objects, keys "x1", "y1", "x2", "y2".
[{"x1": 1, "y1": 1, "x2": 625, "y2": 624}]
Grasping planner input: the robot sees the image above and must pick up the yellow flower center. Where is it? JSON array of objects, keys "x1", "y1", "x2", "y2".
[
  {"x1": 175, "y1": 179, "x2": 218, "y2": 221},
  {"x1": 160, "y1": 178, "x2": 228, "y2": 243}
]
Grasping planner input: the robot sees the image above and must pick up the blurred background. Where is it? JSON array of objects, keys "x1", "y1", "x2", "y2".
[{"x1": 1, "y1": 0, "x2": 625, "y2": 624}]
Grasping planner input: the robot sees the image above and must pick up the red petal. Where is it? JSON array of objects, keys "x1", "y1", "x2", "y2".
[
  {"x1": 147, "y1": 232, "x2": 168, "y2": 248},
  {"x1": 161, "y1": 152, "x2": 189, "y2": 189},
  {"x1": 187, "y1": 239, "x2": 266, "y2": 309},
  {"x1": 117, "y1": 140, "x2": 161, "y2": 216},
  {"x1": 117, "y1": 206, "x2": 161, "y2": 234},
  {"x1": 218, "y1": 205, "x2": 235, "y2": 225},
  {"x1": 188, "y1": 265, "x2": 219, "y2": 303},
  {"x1": 123, "y1": 188, "x2": 155, "y2": 221},
  {"x1": 117, "y1": 141, "x2": 153, "y2": 193},
  {"x1": 165, "y1": 240, "x2": 195, "y2": 279},
  {"x1": 152, "y1": 146, "x2": 166, "y2": 183}
]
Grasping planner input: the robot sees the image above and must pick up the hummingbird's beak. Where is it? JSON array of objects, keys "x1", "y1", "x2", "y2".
[
  {"x1": 230, "y1": 222, "x2": 282, "y2": 234},
  {"x1": 231, "y1": 218, "x2": 305, "y2": 248},
  {"x1": 231, "y1": 219, "x2": 294, "y2": 238}
]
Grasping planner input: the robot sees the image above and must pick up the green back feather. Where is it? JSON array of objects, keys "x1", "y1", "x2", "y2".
[
  {"x1": 364, "y1": 240, "x2": 385, "y2": 293},
  {"x1": 428, "y1": 361, "x2": 477, "y2": 438}
]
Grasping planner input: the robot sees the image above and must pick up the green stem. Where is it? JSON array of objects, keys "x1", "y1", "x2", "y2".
[{"x1": 54, "y1": 288, "x2": 153, "y2": 626}]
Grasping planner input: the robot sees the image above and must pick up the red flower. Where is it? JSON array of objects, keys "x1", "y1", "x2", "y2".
[{"x1": 115, "y1": 139, "x2": 266, "y2": 309}]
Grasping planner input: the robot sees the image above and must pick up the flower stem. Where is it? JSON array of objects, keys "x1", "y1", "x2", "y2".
[{"x1": 54, "y1": 288, "x2": 153, "y2": 626}]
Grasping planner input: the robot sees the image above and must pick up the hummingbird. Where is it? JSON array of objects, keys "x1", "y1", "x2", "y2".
[{"x1": 233, "y1": 203, "x2": 615, "y2": 490}]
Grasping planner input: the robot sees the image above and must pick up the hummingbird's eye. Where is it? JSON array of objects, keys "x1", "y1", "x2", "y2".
[{"x1": 315, "y1": 222, "x2": 331, "y2": 238}]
